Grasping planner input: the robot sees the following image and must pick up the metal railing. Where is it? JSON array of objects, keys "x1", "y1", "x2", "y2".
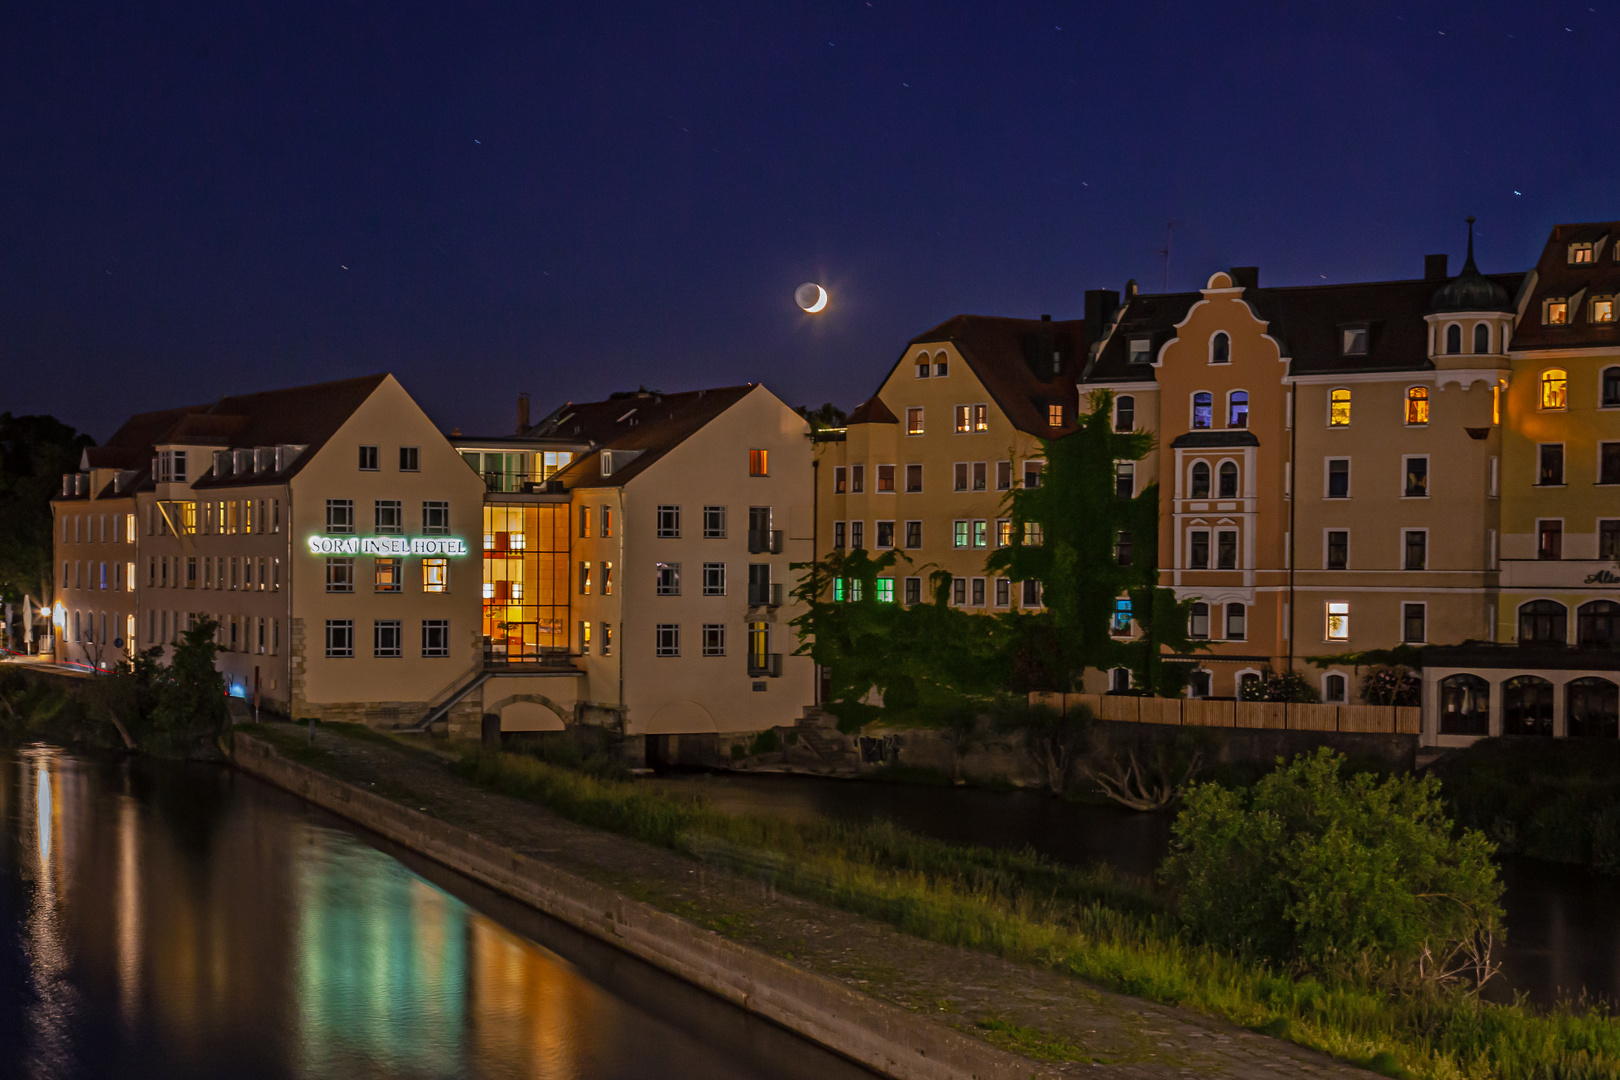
[
  {"x1": 747, "y1": 582, "x2": 784, "y2": 608},
  {"x1": 747, "y1": 653, "x2": 783, "y2": 678},
  {"x1": 747, "y1": 529, "x2": 784, "y2": 555}
]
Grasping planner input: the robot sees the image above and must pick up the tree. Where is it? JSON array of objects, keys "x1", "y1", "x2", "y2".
[
  {"x1": 795, "y1": 402, "x2": 848, "y2": 434},
  {"x1": 987, "y1": 389, "x2": 1198, "y2": 693},
  {"x1": 1162, "y1": 749, "x2": 1503, "y2": 992},
  {"x1": 789, "y1": 548, "x2": 1013, "y2": 731},
  {"x1": 0, "y1": 413, "x2": 94, "y2": 606},
  {"x1": 149, "y1": 618, "x2": 228, "y2": 734}
]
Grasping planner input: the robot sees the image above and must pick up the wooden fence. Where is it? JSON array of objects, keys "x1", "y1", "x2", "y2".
[{"x1": 1028, "y1": 692, "x2": 1420, "y2": 736}]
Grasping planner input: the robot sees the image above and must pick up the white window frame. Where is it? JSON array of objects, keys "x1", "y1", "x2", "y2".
[
  {"x1": 1209, "y1": 331, "x2": 1231, "y2": 365},
  {"x1": 952, "y1": 520, "x2": 969, "y2": 549},
  {"x1": 1400, "y1": 600, "x2": 1428, "y2": 644},
  {"x1": 1401, "y1": 454, "x2": 1431, "y2": 499},
  {"x1": 1324, "y1": 457, "x2": 1351, "y2": 499},
  {"x1": 875, "y1": 520, "x2": 896, "y2": 549},
  {"x1": 1325, "y1": 601, "x2": 1350, "y2": 642},
  {"x1": 1401, "y1": 527, "x2": 1430, "y2": 571},
  {"x1": 1321, "y1": 670, "x2": 1350, "y2": 703}
]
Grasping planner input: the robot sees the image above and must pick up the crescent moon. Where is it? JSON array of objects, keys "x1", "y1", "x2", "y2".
[{"x1": 796, "y1": 282, "x2": 828, "y2": 313}]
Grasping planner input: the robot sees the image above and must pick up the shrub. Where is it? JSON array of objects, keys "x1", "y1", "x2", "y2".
[
  {"x1": 749, "y1": 727, "x2": 781, "y2": 755},
  {"x1": 1359, "y1": 665, "x2": 1420, "y2": 707},
  {"x1": 1162, "y1": 749, "x2": 1502, "y2": 992},
  {"x1": 1238, "y1": 667, "x2": 1318, "y2": 703}
]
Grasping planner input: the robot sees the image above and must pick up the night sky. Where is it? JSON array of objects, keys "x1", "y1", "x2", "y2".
[{"x1": 6, "y1": 2, "x2": 1619, "y2": 442}]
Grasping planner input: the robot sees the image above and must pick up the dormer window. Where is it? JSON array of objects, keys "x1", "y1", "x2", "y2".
[
  {"x1": 915, "y1": 356, "x2": 930, "y2": 378},
  {"x1": 1341, "y1": 327, "x2": 1368, "y2": 356},
  {"x1": 155, "y1": 449, "x2": 187, "y2": 483},
  {"x1": 1545, "y1": 297, "x2": 1569, "y2": 325},
  {"x1": 1593, "y1": 296, "x2": 1615, "y2": 324},
  {"x1": 1570, "y1": 242, "x2": 1594, "y2": 264},
  {"x1": 1128, "y1": 338, "x2": 1153, "y2": 365}
]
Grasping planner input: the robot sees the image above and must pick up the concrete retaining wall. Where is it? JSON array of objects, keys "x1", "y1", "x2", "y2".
[{"x1": 229, "y1": 733, "x2": 1047, "y2": 1080}]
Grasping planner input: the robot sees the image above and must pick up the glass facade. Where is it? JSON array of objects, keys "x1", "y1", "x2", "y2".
[{"x1": 482, "y1": 503, "x2": 570, "y2": 663}]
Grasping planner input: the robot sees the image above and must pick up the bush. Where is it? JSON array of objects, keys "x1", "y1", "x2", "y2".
[
  {"x1": 1162, "y1": 749, "x2": 1502, "y2": 992},
  {"x1": 748, "y1": 727, "x2": 781, "y2": 755},
  {"x1": 1238, "y1": 667, "x2": 1318, "y2": 703}
]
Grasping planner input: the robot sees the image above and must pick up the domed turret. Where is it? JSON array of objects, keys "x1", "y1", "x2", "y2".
[{"x1": 1431, "y1": 216, "x2": 1513, "y2": 313}]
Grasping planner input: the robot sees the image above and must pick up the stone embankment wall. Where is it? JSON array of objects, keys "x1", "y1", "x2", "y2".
[
  {"x1": 648, "y1": 702, "x2": 1417, "y2": 783},
  {"x1": 228, "y1": 733, "x2": 1043, "y2": 1080}
]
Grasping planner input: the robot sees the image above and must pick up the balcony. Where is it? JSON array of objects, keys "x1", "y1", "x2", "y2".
[
  {"x1": 747, "y1": 582, "x2": 784, "y2": 608},
  {"x1": 747, "y1": 529, "x2": 784, "y2": 555},
  {"x1": 747, "y1": 653, "x2": 783, "y2": 678},
  {"x1": 479, "y1": 470, "x2": 564, "y2": 494}
]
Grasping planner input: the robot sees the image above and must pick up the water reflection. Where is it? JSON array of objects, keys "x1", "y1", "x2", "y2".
[{"x1": 0, "y1": 747, "x2": 873, "y2": 1080}]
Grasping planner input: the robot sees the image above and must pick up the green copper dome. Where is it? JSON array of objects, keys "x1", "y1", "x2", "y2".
[{"x1": 1431, "y1": 217, "x2": 1513, "y2": 313}]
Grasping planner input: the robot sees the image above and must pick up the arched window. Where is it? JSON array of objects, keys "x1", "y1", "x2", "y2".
[
  {"x1": 1446, "y1": 324, "x2": 1462, "y2": 354},
  {"x1": 1474, "y1": 323, "x2": 1490, "y2": 353},
  {"x1": 1406, "y1": 386, "x2": 1429, "y2": 425},
  {"x1": 1225, "y1": 602, "x2": 1246, "y2": 640},
  {"x1": 1541, "y1": 368, "x2": 1568, "y2": 410},
  {"x1": 1324, "y1": 673, "x2": 1347, "y2": 702},
  {"x1": 1329, "y1": 388, "x2": 1351, "y2": 426},
  {"x1": 1192, "y1": 392, "x2": 1213, "y2": 429},
  {"x1": 1211, "y1": 332, "x2": 1230, "y2": 364},
  {"x1": 1239, "y1": 671, "x2": 1262, "y2": 699},
  {"x1": 1190, "y1": 461, "x2": 1211, "y2": 498},
  {"x1": 1188, "y1": 602, "x2": 1210, "y2": 638},
  {"x1": 1603, "y1": 366, "x2": 1620, "y2": 408},
  {"x1": 1228, "y1": 390, "x2": 1249, "y2": 428},
  {"x1": 1519, "y1": 599, "x2": 1568, "y2": 644},
  {"x1": 934, "y1": 351, "x2": 949, "y2": 377},
  {"x1": 1503, "y1": 675, "x2": 1555, "y2": 736},
  {"x1": 1115, "y1": 395, "x2": 1135, "y2": 432},
  {"x1": 1439, "y1": 674, "x2": 1490, "y2": 735},
  {"x1": 1109, "y1": 667, "x2": 1131, "y2": 693},
  {"x1": 1578, "y1": 600, "x2": 1620, "y2": 649},
  {"x1": 1568, "y1": 677, "x2": 1620, "y2": 738},
  {"x1": 1218, "y1": 461, "x2": 1238, "y2": 498},
  {"x1": 1187, "y1": 670, "x2": 1212, "y2": 698},
  {"x1": 915, "y1": 353, "x2": 930, "y2": 378}
]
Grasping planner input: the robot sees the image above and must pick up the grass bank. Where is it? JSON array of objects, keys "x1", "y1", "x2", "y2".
[
  {"x1": 456, "y1": 746, "x2": 1620, "y2": 1080},
  {"x1": 1436, "y1": 738, "x2": 1620, "y2": 875}
]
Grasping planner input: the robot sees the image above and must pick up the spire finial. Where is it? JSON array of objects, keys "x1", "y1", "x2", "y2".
[{"x1": 1462, "y1": 215, "x2": 1478, "y2": 274}]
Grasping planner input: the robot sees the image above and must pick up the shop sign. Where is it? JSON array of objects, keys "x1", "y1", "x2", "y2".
[
  {"x1": 307, "y1": 536, "x2": 468, "y2": 556},
  {"x1": 1585, "y1": 569, "x2": 1620, "y2": 585}
]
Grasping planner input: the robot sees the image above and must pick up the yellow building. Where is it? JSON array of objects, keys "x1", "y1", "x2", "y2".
[
  {"x1": 813, "y1": 312, "x2": 1100, "y2": 621},
  {"x1": 1419, "y1": 222, "x2": 1620, "y2": 742},
  {"x1": 56, "y1": 375, "x2": 486, "y2": 724}
]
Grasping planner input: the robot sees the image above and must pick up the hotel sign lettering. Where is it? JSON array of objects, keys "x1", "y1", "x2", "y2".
[
  {"x1": 1585, "y1": 569, "x2": 1620, "y2": 585},
  {"x1": 307, "y1": 536, "x2": 469, "y2": 557}
]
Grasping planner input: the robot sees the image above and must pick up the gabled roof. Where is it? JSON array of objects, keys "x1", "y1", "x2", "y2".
[
  {"x1": 524, "y1": 384, "x2": 764, "y2": 488},
  {"x1": 1506, "y1": 221, "x2": 1620, "y2": 352},
  {"x1": 1084, "y1": 270, "x2": 1525, "y2": 383},
  {"x1": 846, "y1": 396, "x2": 898, "y2": 425},
  {"x1": 63, "y1": 374, "x2": 392, "y2": 497},
  {"x1": 886, "y1": 314, "x2": 1085, "y2": 435}
]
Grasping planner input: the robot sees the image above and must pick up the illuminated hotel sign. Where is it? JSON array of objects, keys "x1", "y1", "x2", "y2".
[{"x1": 307, "y1": 536, "x2": 469, "y2": 556}]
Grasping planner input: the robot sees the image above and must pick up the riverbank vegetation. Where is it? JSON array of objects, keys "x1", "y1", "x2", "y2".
[
  {"x1": 452, "y1": 742, "x2": 1620, "y2": 1080},
  {"x1": 1436, "y1": 737, "x2": 1620, "y2": 876}
]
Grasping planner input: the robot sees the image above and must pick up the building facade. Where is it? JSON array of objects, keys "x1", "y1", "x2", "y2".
[
  {"x1": 813, "y1": 312, "x2": 1103, "y2": 619},
  {"x1": 450, "y1": 384, "x2": 816, "y2": 748},
  {"x1": 54, "y1": 375, "x2": 485, "y2": 724}
]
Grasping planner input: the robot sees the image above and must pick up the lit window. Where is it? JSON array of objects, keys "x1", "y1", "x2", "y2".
[
  {"x1": 953, "y1": 520, "x2": 969, "y2": 548},
  {"x1": 1341, "y1": 328, "x2": 1367, "y2": 355},
  {"x1": 1329, "y1": 388, "x2": 1351, "y2": 426},
  {"x1": 974, "y1": 404, "x2": 989, "y2": 432},
  {"x1": 1406, "y1": 386, "x2": 1429, "y2": 425},
  {"x1": 1023, "y1": 522, "x2": 1043, "y2": 545},
  {"x1": 906, "y1": 407, "x2": 924, "y2": 435},
  {"x1": 482, "y1": 581, "x2": 494, "y2": 599},
  {"x1": 996, "y1": 519, "x2": 1012, "y2": 546},
  {"x1": 876, "y1": 579, "x2": 895, "y2": 603},
  {"x1": 1326, "y1": 601, "x2": 1350, "y2": 641},
  {"x1": 1048, "y1": 404, "x2": 1063, "y2": 427},
  {"x1": 954, "y1": 405, "x2": 970, "y2": 433},
  {"x1": 602, "y1": 562, "x2": 613, "y2": 594},
  {"x1": 972, "y1": 520, "x2": 987, "y2": 547},
  {"x1": 375, "y1": 558, "x2": 402, "y2": 593},
  {"x1": 1541, "y1": 368, "x2": 1567, "y2": 410},
  {"x1": 579, "y1": 621, "x2": 591, "y2": 655},
  {"x1": 749, "y1": 449, "x2": 768, "y2": 476},
  {"x1": 1594, "y1": 296, "x2": 1616, "y2": 324},
  {"x1": 1228, "y1": 391, "x2": 1248, "y2": 428},
  {"x1": 1545, "y1": 298, "x2": 1569, "y2": 325},
  {"x1": 423, "y1": 559, "x2": 449, "y2": 593},
  {"x1": 1570, "y1": 242, "x2": 1594, "y2": 264},
  {"x1": 579, "y1": 560, "x2": 592, "y2": 594},
  {"x1": 1111, "y1": 598, "x2": 1132, "y2": 634},
  {"x1": 877, "y1": 464, "x2": 895, "y2": 492},
  {"x1": 1192, "y1": 392, "x2": 1213, "y2": 429}
]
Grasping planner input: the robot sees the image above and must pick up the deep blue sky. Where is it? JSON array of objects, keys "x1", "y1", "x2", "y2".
[{"x1": 5, "y1": 2, "x2": 1619, "y2": 441}]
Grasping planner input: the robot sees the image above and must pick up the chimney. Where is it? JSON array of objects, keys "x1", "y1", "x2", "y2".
[
  {"x1": 517, "y1": 392, "x2": 530, "y2": 433},
  {"x1": 1041, "y1": 313, "x2": 1051, "y2": 322},
  {"x1": 1425, "y1": 253, "x2": 1449, "y2": 281},
  {"x1": 1229, "y1": 266, "x2": 1259, "y2": 289},
  {"x1": 1084, "y1": 289, "x2": 1120, "y2": 342}
]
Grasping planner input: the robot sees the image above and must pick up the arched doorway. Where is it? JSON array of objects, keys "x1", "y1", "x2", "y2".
[{"x1": 1439, "y1": 674, "x2": 1490, "y2": 736}]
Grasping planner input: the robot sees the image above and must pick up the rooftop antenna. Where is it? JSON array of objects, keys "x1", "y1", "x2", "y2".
[{"x1": 1154, "y1": 222, "x2": 1174, "y2": 292}]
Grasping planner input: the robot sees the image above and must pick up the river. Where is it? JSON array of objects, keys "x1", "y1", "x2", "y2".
[
  {"x1": 654, "y1": 770, "x2": 1620, "y2": 1008},
  {"x1": 0, "y1": 746, "x2": 876, "y2": 1080}
]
